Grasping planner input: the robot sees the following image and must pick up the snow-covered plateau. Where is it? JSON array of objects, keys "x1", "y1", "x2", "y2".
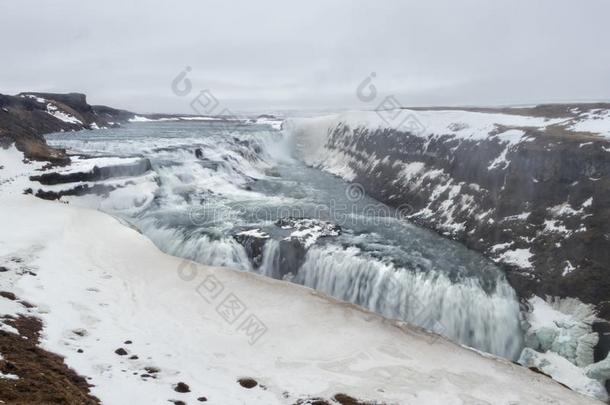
[{"x1": 0, "y1": 144, "x2": 603, "y2": 405}]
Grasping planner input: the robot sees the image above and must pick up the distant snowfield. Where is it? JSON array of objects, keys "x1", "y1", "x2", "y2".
[
  {"x1": 0, "y1": 147, "x2": 602, "y2": 404},
  {"x1": 569, "y1": 109, "x2": 610, "y2": 138},
  {"x1": 289, "y1": 107, "x2": 610, "y2": 148},
  {"x1": 129, "y1": 115, "x2": 223, "y2": 122}
]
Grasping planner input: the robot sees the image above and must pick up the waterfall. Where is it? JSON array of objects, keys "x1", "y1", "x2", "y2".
[
  {"x1": 47, "y1": 120, "x2": 526, "y2": 361},
  {"x1": 259, "y1": 239, "x2": 281, "y2": 278},
  {"x1": 296, "y1": 245, "x2": 524, "y2": 359},
  {"x1": 136, "y1": 218, "x2": 253, "y2": 271}
]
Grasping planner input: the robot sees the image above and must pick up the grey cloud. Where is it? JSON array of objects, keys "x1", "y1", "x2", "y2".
[{"x1": 1, "y1": 0, "x2": 609, "y2": 113}]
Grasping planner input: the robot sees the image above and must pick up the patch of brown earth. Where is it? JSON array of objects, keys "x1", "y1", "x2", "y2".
[{"x1": 0, "y1": 314, "x2": 100, "y2": 404}]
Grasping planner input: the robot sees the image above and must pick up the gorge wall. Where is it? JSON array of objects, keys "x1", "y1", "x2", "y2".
[{"x1": 289, "y1": 105, "x2": 610, "y2": 322}]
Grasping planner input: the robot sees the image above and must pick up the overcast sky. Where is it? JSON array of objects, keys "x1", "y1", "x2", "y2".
[{"x1": 2, "y1": 0, "x2": 610, "y2": 114}]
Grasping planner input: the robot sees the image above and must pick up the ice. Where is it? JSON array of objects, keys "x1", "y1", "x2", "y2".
[
  {"x1": 586, "y1": 354, "x2": 610, "y2": 382},
  {"x1": 523, "y1": 296, "x2": 597, "y2": 366},
  {"x1": 520, "y1": 296, "x2": 610, "y2": 399},
  {"x1": 519, "y1": 349, "x2": 608, "y2": 401}
]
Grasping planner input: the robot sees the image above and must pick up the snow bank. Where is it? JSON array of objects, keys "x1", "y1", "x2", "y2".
[{"x1": 0, "y1": 150, "x2": 602, "y2": 404}]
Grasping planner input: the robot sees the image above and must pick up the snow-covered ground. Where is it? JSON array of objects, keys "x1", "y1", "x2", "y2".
[{"x1": 0, "y1": 149, "x2": 604, "y2": 404}]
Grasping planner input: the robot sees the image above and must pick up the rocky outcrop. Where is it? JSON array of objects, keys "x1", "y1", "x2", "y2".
[
  {"x1": 233, "y1": 218, "x2": 342, "y2": 279},
  {"x1": 25, "y1": 158, "x2": 153, "y2": 201},
  {"x1": 91, "y1": 104, "x2": 136, "y2": 125},
  {"x1": 0, "y1": 92, "x2": 135, "y2": 163},
  {"x1": 30, "y1": 159, "x2": 152, "y2": 185},
  {"x1": 233, "y1": 229, "x2": 270, "y2": 269},
  {"x1": 290, "y1": 105, "x2": 610, "y2": 322}
]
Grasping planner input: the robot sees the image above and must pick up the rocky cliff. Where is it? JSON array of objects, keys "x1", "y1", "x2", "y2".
[
  {"x1": 0, "y1": 92, "x2": 135, "y2": 163},
  {"x1": 289, "y1": 105, "x2": 610, "y2": 322}
]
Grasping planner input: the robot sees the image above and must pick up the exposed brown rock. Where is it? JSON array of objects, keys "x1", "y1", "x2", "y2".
[
  {"x1": 173, "y1": 382, "x2": 190, "y2": 393},
  {"x1": 237, "y1": 377, "x2": 258, "y2": 389},
  {"x1": 0, "y1": 314, "x2": 99, "y2": 404}
]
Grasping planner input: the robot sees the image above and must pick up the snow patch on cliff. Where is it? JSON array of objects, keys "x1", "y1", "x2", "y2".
[
  {"x1": 569, "y1": 109, "x2": 610, "y2": 138},
  {"x1": 497, "y1": 248, "x2": 533, "y2": 269},
  {"x1": 45, "y1": 103, "x2": 83, "y2": 125}
]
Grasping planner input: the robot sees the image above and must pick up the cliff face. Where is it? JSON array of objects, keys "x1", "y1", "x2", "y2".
[
  {"x1": 290, "y1": 105, "x2": 610, "y2": 321},
  {"x1": 0, "y1": 92, "x2": 134, "y2": 163}
]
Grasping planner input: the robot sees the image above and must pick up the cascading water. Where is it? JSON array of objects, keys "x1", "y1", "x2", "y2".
[
  {"x1": 45, "y1": 118, "x2": 524, "y2": 359},
  {"x1": 260, "y1": 239, "x2": 281, "y2": 278},
  {"x1": 137, "y1": 219, "x2": 253, "y2": 270},
  {"x1": 296, "y1": 245, "x2": 522, "y2": 359}
]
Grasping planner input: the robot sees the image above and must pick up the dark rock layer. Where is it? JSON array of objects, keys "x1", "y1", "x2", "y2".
[{"x1": 30, "y1": 159, "x2": 152, "y2": 185}]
